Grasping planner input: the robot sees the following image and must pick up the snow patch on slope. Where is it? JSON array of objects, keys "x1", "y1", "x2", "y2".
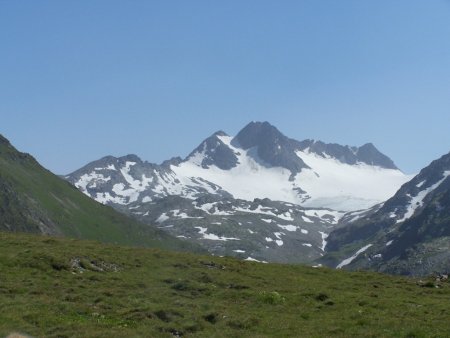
[
  {"x1": 195, "y1": 227, "x2": 240, "y2": 241},
  {"x1": 303, "y1": 209, "x2": 346, "y2": 224},
  {"x1": 318, "y1": 231, "x2": 329, "y2": 251},
  {"x1": 75, "y1": 172, "x2": 111, "y2": 193},
  {"x1": 95, "y1": 192, "x2": 125, "y2": 205},
  {"x1": 233, "y1": 205, "x2": 294, "y2": 221},
  {"x1": 277, "y1": 224, "x2": 298, "y2": 232},
  {"x1": 156, "y1": 213, "x2": 170, "y2": 223},
  {"x1": 245, "y1": 257, "x2": 267, "y2": 263},
  {"x1": 396, "y1": 171, "x2": 450, "y2": 223},
  {"x1": 337, "y1": 244, "x2": 373, "y2": 269}
]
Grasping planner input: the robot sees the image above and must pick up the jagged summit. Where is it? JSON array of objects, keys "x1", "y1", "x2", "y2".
[
  {"x1": 296, "y1": 139, "x2": 398, "y2": 170},
  {"x1": 228, "y1": 121, "x2": 399, "y2": 171}
]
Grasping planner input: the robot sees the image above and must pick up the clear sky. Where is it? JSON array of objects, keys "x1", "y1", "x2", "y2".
[{"x1": 1, "y1": 1, "x2": 450, "y2": 174}]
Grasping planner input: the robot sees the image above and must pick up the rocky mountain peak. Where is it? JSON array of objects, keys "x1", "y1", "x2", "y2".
[
  {"x1": 185, "y1": 131, "x2": 239, "y2": 170},
  {"x1": 121, "y1": 154, "x2": 142, "y2": 163},
  {"x1": 213, "y1": 130, "x2": 228, "y2": 137},
  {"x1": 232, "y1": 121, "x2": 309, "y2": 176},
  {"x1": 232, "y1": 121, "x2": 283, "y2": 149},
  {"x1": 356, "y1": 143, "x2": 397, "y2": 170}
]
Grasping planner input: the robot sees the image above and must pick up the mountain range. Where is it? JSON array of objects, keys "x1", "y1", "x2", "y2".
[
  {"x1": 67, "y1": 121, "x2": 408, "y2": 212},
  {"x1": 65, "y1": 121, "x2": 412, "y2": 264}
]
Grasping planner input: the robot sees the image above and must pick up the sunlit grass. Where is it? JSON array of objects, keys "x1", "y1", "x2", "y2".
[{"x1": 0, "y1": 231, "x2": 448, "y2": 337}]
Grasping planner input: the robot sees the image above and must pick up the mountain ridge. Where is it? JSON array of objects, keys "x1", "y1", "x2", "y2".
[
  {"x1": 67, "y1": 121, "x2": 408, "y2": 211},
  {"x1": 0, "y1": 134, "x2": 200, "y2": 253}
]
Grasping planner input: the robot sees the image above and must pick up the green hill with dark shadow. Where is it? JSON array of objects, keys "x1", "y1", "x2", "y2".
[{"x1": 0, "y1": 134, "x2": 200, "y2": 252}]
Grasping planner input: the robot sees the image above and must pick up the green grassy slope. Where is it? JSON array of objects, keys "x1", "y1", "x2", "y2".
[
  {"x1": 0, "y1": 135, "x2": 199, "y2": 252},
  {"x1": 1, "y1": 231, "x2": 449, "y2": 338}
]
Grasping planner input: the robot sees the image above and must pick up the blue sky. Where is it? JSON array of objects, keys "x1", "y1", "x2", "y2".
[{"x1": 1, "y1": 1, "x2": 450, "y2": 174}]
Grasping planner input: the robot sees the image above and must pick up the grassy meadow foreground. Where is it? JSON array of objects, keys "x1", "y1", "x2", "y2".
[{"x1": 1, "y1": 232, "x2": 449, "y2": 338}]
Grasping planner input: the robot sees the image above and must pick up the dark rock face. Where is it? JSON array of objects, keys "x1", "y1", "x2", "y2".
[
  {"x1": 186, "y1": 131, "x2": 239, "y2": 170},
  {"x1": 161, "y1": 157, "x2": 183, "y2": 168},
  {"x1": 297, "y1": 140, "x2": 398, "y2": 169},
  {"x1": 297, "y1": 140, "x2": 359, "y2": 166},
  {"x1": 232, "y1": 121, "x2": 309, "y2": 175},
  {"x1": 356, "y1": 143, "x2": 397, "y2": 169}
]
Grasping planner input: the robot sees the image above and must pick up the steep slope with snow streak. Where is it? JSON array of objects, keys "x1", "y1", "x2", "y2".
[{"x1": 322, "y1": 151, "x2": 450, "y2": 276}]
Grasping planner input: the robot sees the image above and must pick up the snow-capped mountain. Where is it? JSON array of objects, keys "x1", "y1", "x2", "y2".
[
  {"x1": 65, "y1": 121, "x2": 411, "y2": 263},
  {"x1": 68, "y1": 121, "x2": 410, "y2": 212},
  {"x1": 322, "y1": 151, "x2": 450, "y2": 275},
  {"x1": 67, "y1": 153, "x2": 232, "y2": 206}
]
